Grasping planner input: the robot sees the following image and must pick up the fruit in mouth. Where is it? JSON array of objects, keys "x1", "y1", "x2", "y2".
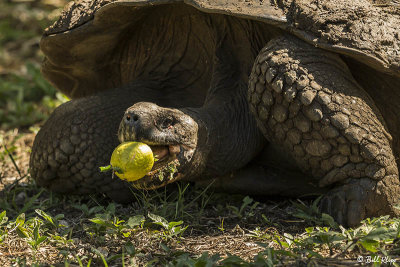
[
  {"x1": 99, "y1": 141, "x2": 181, "y2": 183},
  {"x1": 100, "y1": 141, "x2": 154, "y2": 181}
]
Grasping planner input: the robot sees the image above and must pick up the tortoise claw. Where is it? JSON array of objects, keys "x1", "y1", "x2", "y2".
[
  {"x1": 320, "y1": 177, "x2": 400, "y2": 227},
  {"x1": 320, "y1": 179, "x2": 369, "y2": 226}
]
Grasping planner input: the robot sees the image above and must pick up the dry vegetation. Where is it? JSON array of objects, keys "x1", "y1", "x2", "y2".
[{"x1": 1, "y1": 0, "x2": 400, "y2": 266}]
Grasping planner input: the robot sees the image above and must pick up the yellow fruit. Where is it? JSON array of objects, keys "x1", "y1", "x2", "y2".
[{"x1": 110, "y1": 142, "x2": 154, "y2": 181}]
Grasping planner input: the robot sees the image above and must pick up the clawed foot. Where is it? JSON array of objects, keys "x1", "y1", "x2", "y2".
[
  {"x1": 320, "y1": 179, "x2": 372, "y2": 227},
  {"x1": 320, "y1": 177, "x2": 400, "y2": 227}
]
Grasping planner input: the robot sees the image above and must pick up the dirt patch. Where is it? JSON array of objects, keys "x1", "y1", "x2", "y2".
[
  {"x1": 0, "y1": 232, "x2": 61, "y2": 266},
  {"x1": 0, "y1": 129, "x2": 36, "y2": 189}
]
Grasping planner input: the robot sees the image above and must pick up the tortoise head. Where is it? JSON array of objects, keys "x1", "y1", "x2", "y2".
[{"x1": 118, "y1": 102, "x2": 200, "y2": 189}]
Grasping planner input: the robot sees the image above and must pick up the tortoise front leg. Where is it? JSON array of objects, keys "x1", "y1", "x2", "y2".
[
  {"x1": 248, "y1": 35, "x2": 400, "y2": 226},
  {"x1": 30, "y1": 84, "x2": 161, "y2": 202}
]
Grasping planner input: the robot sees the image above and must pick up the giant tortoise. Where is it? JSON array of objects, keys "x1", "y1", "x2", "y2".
[{"x1": 30, "y1": 0, "x2": 400, "y2": 226}]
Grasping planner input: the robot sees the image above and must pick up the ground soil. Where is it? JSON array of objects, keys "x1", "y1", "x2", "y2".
[{"x1": 1, "y1": 130, "x2": 313, "y2": 265}]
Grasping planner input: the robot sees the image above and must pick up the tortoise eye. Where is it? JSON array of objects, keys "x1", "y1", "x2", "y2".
[{"x1": 161, "y1": 118, "x2": 174, "y2": 129}]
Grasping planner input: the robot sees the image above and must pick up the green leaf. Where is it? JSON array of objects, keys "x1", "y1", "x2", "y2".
[
  {"x1": 19, "y1": 190, "x2": 43, "y2": 214},
  {"x1": 321, "y1": 213, "x2": 338, "y2": 228},
  {"x1": 72, "y1": 204, "x2": 89, "y2": 214},
  {"x1": 33, "y1": 223, "x2": 39, "y2": 241},
  {"x1": 195, "y1": 252, "x2": 221, "y2": 267},
  {"x1": 16, "y1": 213, "x2": 25, "y2": 227},
  {"x1": 305, "y1": 227, "x2": 314, "y2": 234},
  {"x1": 92, "y1": 248, "x2": 109, "y2": 267},
  {"x1": 35, "y1": 209, "x2": 54, "y2": 226},
  {"x1": 363, "y1": 227, "x2": 397, "y2": 241},
  {"x1": 124, "y1": 242, "x2": 136, "y2": 256},
  {"x1": 305, "y1": 250, "x2": 323, "y2": 259},
  {"x1": 55, "y1": 214, "x2": 65, "y2": 220},
  {"x1": 36, "y1": 236, "x2": 47, "y2": 246},
  {"x1": 220, "y1": 254, "x2": 246, "y2": 265},
  {"x1": 16, "y1": 227, "x2": 29, "y2": 238},
  {"x1": 239, "y1": 196, "x2": 253, "y2": 214},
  {"x1": 160, "y1": 242, "x2": 170, "y2": 252},
  {"x1": 106, "y1": 203, "x2": 116, "y2": 215},
  {"x1": 89, "y1": 218, "x2": 106, "y2": 225},
  {"x1": 89, "y1": 206, "x2": 103, "y2": 215},
  {"x1": 148, "y1": 213, "x2": 169, "y2": 229},
  {"x1": 99, "y1": 165, "x2": 112, "y2": 172},
  {"x1": 168, "y1": 221, "x2": 183, "y2": 228},
  {"x1": 89, "y1": 218, "x2": 116, "y2": 229},
  {"x1": 75, "y1": 254, "x2": 84, "y2": 267},
  {"x1": 0, "y1": 211, "x2": 8, "y2": 225},
  {"x1": 359, "y1": 240, "x2": 379, "y2": 252},
  {"x1": 271, "y1": 249, "x2": 298, "y2": 258},
  {"x1": 122, "y1": 232, "x2": 131, "y2": 238},
  {"x1": 106, "y1": 254, "x2": 122, "y2": 262},
  {"x1": 127, "y1": 215, "x2": 145, "y2": 228}
]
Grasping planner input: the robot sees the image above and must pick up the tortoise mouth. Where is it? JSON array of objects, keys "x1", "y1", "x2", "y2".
[
  {"x1": 129, "y1": 143, "x2": 190, "y2": 190},
  {"x1": 117, "y1": 122, "x2": 196, "y2": 189},
  {"x1": 149, "y1": 144, "x2": 179, "y2": 172}
]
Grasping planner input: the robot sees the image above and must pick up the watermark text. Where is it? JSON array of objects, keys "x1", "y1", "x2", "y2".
[{"x1": 357, "y1": 255, "x2": 397, "y2": 264}]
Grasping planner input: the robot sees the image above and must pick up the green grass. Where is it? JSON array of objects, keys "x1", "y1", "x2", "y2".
[
  {"x1": 0, "y1": 0, "x2": 69, "y2": 130},
  {"x1": 0, "y1": 166, "x2": 400, "y2": 266},
  {"x1": 0, "y1": 62, "x2": 69, "y2": 129}
]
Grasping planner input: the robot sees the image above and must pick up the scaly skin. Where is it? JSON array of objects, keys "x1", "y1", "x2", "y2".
[{"x1": 248, "y1": 35, "x2": 400, "y2": 226}]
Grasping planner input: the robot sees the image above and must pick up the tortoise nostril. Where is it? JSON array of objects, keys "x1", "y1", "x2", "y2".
[{"x1": 125, "y1": 114, "x2": 139, "y2": 124}]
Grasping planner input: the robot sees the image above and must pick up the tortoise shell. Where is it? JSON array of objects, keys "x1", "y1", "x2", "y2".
[{"x1": 41, "y1": 0, "x2": 400, "y2": 98}]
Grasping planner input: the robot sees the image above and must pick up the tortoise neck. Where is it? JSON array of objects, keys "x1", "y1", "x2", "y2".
[
  {"x1": 181, "y1": 51, "x2": 265, "y2": 178},
  {"x1": 182, "y1": 84, "x2": 265, "y2": 179}
]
